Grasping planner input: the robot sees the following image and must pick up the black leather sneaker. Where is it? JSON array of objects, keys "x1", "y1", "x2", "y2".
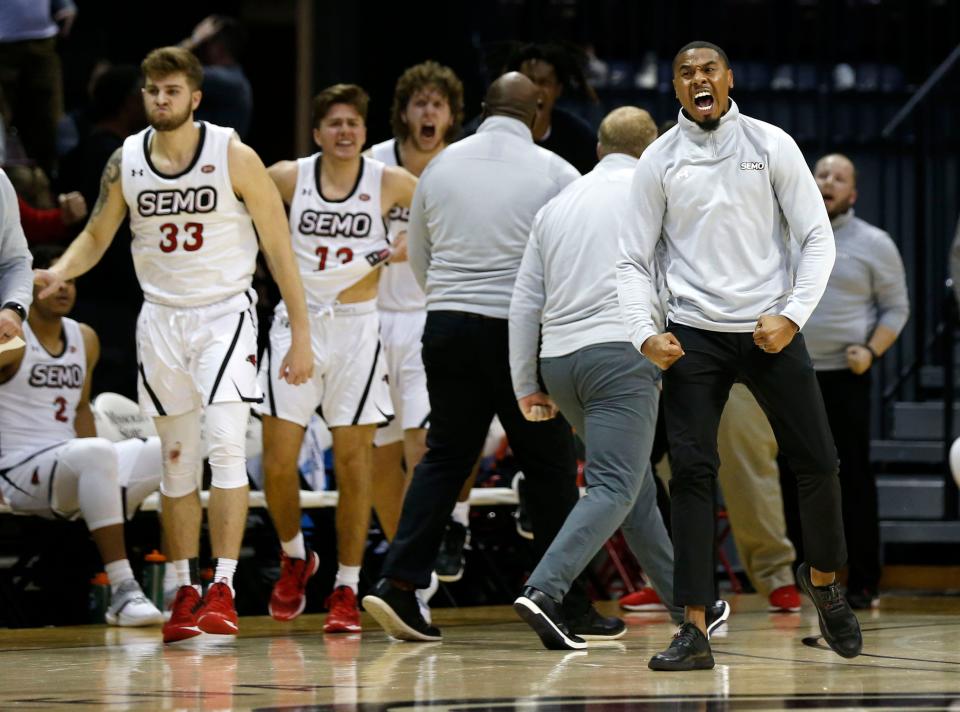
[
  {"x1": 797, "y1": 563, "x2": 863, "y2": 658},
  {"x1": 567, "y1": 606, "x2": 626, "y2": 640},
  {"x1": 648, "y1": 622, "x2": 714, "y2": 671},
  {"x1": 362, "y1": 578, "x2": 442, "y2": 642},
  {"x1": 514, "y1": 586, "x2": 587, "y2": 650}
]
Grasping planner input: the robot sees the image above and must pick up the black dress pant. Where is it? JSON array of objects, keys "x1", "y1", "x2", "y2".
[
  {"x1": 382, "y1": 311, "x2": 589, "y2": 613},
  {"x1": 781, "y1": 369, "x2": 878, "y2": 593},
  {"x1": 662, "y1": 324, "x2": 846, "y2": 605}
]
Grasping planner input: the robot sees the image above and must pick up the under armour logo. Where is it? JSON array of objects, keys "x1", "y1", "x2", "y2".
[
  {"x1": 301, "y1": 188, "x2": 312, "y2": 196},
  {"x1": 676, "y1": 168, "x2": 691, "y2": 181},
  {"x1": 132, "y1": 169, "x2": 143, "y2": 177}
]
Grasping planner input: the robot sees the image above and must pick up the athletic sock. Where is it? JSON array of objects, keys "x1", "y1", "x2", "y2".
[
  {"x1": 452, "y1": 501, "x2": 470, "y2": 528},
  {"x1": 105, "y1": 559, "x2": 135, "y2": 593},
  {"x1": 214, "y1": 558, "x2": 238, "y2": 594},
  {"x1": 334, "y1": 564, "x2": 361, "y2": 594},
  {"x1": 281, "y1": 531, "x2": 307, "y2": 560},
  {"x1": 163, "y1": 562, "x2": 178, "y2": 591}
]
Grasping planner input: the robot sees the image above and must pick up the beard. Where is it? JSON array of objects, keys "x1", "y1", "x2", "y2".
[
  {"x1": 826, "y1": 195, "x2": 854, "y2": 219},
  {"x1": 149, "y1": 105, "x2": 193, "y2": 132}
]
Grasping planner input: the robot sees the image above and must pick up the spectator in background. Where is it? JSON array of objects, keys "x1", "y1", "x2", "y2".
[
  {"x1": 58, "y1": 65, "x2": 146, "y2": 400},
  {"x1": 0, "y1": 0, "x2": 76, "y2": 178},
  {"x1": 181, "y1": 15, "x2": 253, "y2": 140},
  {"x1": 508, "y1": 43, "x2": 599, "y2": 174},
  {"x1": 4, "y1": 163, "x2": 85, "y2": 244},
  {"x1": 786, "y1": 153, "x2": 910, "y2": 611},
  {"x1": 460, "y1": 42, "x2": 598, "y2": 174}
]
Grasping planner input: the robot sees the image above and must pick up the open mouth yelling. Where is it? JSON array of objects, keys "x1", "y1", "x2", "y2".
[
  {"x1": 693, "y1": 90, "x2": 715, "y2": 115},
  {"x1": 420, "y1": 124, "x2": 436, "y2": 140}
]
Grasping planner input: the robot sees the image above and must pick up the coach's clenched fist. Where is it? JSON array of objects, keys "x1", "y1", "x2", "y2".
[{"x1": 640, "y1": 332, "x2": 685, "y2": 370}]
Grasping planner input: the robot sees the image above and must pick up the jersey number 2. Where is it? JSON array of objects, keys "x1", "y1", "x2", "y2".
[
  {"x1": 159, "y1": 222, "x2": 205, "y2": 253},
  {"x1": 54, "y1": 396, "x2": 68, "y2": 423}
]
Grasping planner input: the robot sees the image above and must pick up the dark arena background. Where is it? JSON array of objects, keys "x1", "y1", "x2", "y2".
[{"x1": 0, "y1": 1, "x2": 958, "y2": 709}]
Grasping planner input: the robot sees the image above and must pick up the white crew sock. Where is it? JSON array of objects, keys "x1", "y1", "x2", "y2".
[
  {"x1": 173, "y1": 559, "x2": 198, "y2": 592},
  {"x1": 334, "y1": 564, "x2": 361, "y2": 594},
  {"x1": 281, "y1": 531, "x2": 307, "y2": 560},
  {"x1": 163, "y1": 562, "x2": 178, "y2": 591},
  {"x1": 214, "y1": 558, "x2": 238, "y2": 593},
  {"x1": 105, "y1": 559, "x2": 135, "y2": 593},
  {"x1": 452, "y1": 501, "x2": 470, "y2": 528}
]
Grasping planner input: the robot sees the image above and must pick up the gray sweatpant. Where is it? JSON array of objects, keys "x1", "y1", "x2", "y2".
[{"x1": 529, "y1": 341, "x2": 682, "y2": 622}]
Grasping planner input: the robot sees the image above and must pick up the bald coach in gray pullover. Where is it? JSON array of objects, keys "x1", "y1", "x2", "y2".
[{"x1": 509, "y1": 107, "x2": 687, "y2": 651}]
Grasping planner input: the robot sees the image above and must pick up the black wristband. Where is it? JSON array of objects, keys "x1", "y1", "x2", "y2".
[
  {"x1": 863, "y1": 344, "x2": 879, "y2": 360},
  {"x1": 1, "y1": 302, "x2": 26, "y2": 322}
]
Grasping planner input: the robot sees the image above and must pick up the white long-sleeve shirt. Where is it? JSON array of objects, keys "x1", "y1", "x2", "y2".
[
  {"x1": 407, "y1": 116, "x2": 579, "y2": 318},
  {"x1": 510, "y1": 153, "x2": 662, "y2": 398},
  {"x1": 0, "y1": 169, "x2": 33, "y2": 312},
  {"x1": 617, "y1": 100, "x2": 835, "y2": 352}
]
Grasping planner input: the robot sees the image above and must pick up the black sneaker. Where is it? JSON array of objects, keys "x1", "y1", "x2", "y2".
[
  {"x1": 436, "y1": 521, "x2": 468, "y2": 583},
  {"x1": 513, "y1": 586, "x2": 587, "y2": 650},
  {"x1": 362, "y1": 578, "x2": 442, "y2": 642},
  {"x1": 512, "y1": 473, "x2": 534, "y2": 540},
  {"x1": 797, "y1": 563, "x2": 862, "y2": 658},
  {"x1": 567, "y1": 606, "x2": 626, "y2": 640},
  {"x1": 648, "y1": 622, "x2": 714, "y2": 671},
  {"x1": 705, "y1": 599, "x2": 731, "y2": 639}
]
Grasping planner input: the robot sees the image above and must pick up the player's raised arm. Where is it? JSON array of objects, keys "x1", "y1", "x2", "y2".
[
  {"x1": 36, "y1": 149, "x2": 129, "y2": 297},
  {"x1": 229, "y1": 139, "x2": 313, "y2": 385}
]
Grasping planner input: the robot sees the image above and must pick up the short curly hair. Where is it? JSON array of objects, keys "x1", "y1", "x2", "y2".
[{"x1": 390, "y1": 61, "x2": 464, "y2": 143}]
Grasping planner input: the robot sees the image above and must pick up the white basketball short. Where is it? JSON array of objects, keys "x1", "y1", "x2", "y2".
[
  {"x1": 256, "y1": 299, "x2": 393, "y2": 429},
  {"x1": 374, "y1": 309, "x2": 430, "y2": 446},
  {"x1": 136, "y1": 290, "x2": 261, "y2": 418},
  {"x1": 0, "y1": 437, "x2": 162, "y2": 522}
]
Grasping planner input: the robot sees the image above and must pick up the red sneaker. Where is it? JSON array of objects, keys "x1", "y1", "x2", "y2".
[
  {"x1": 768, "y1": 584, "x2": 802, "y2": 612},
  {"x1": 323, "y1": 585, "x2": 361, "y2": 633},
  {"x1": 196, "y1": 581, "x2": 239, "y2": 635},
  {"x1": 269, "y1": 550, "x2": 320, "y2": 621},
  {"x1": 162, "y1": 585, "x2": 203, "y2": 644},
  {"x1": 619, "y1": 586, "x2": 667, "y2": 611}
]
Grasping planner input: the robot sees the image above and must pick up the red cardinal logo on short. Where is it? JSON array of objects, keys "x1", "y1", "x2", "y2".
[
  {"x1": 31, "y1": 468, "x2": 40, "y2": 485},
  {"x1": 246, "y1": 354, "x2": 257, "y2": 367}
]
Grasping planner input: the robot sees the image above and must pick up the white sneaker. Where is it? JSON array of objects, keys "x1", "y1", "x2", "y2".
[{"x1": 105, "y1": 579, "x2": 164, "y2": 627}]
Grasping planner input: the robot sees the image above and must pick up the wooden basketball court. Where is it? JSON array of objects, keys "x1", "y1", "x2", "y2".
[{"x1": 1, "y1": 594, "x2": 959, "y2": 710}]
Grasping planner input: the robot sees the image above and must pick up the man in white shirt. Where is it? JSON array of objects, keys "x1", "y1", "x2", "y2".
[
  {"x1": 618, "y1": 41, "x2": 861, "y2": 670},
  {"x1": 364, "y1": 73, "x2": 612, "y2": 643},
  {"x1": 509, "y1": 107, "x2": 735, "y2": 650}
]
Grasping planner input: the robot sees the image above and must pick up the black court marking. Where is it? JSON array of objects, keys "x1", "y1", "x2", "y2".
[
  {"x1": 715, "y1": 647, "x2": 960, "y2": 675},
  {"x1": 801, "y1": 632, "x2": 960, "y2": 667},
  {"x1": 248, "y1": 692, "x2": 960, "y2": 711}
]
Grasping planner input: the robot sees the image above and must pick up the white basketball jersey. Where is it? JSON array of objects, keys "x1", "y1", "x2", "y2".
[
  {"x1": 369, "y1": 139, "x2": 426, "y2": 312},
  {"x1": 289, "y1": 154, "x2": 391, "y2": 308},
  {"x1": 121, "y1": 122, "x2": 258, "y2": 308},
  {"x1": 0, "y1": 319, "x2": 85, "y2": 469}
]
